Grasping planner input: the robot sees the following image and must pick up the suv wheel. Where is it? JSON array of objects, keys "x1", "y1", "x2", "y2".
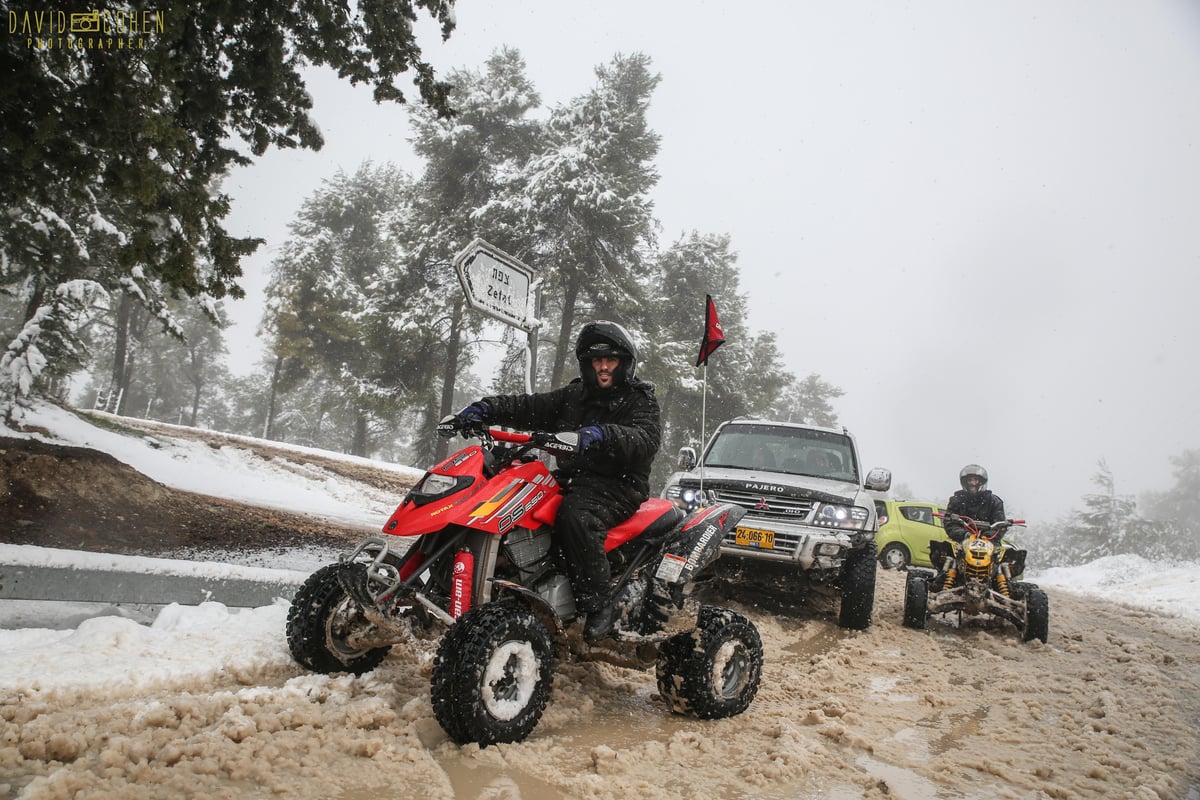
[{"x1": 837, "y1": 544, "x2": 877, "y2": 630}]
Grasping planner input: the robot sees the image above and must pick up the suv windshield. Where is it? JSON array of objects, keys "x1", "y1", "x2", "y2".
[{"x1": 704, "y1": 423, "x2": 859, "y2": 483}]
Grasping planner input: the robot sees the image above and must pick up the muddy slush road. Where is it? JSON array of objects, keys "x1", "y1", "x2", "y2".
[{"x1": 1, "y1": 415, "x2": 1198, "y2": 799}]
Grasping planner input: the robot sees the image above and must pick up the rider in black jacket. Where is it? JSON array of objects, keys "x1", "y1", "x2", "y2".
[
  {"x1": 945, "y1": 464, "x2": 1006, "y2": 542},
  {"x1": 452, "y1": 320, "x2": 661, "y2": 641}
]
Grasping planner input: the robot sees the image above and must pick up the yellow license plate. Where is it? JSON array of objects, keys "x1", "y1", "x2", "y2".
[{"x1": 734, "y1": 526, "x2": 775, "y2": 549}]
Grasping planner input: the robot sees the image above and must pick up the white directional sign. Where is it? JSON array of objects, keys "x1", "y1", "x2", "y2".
[{"x1": 453, "y1": 238, "x2": 539, "y2": 331}]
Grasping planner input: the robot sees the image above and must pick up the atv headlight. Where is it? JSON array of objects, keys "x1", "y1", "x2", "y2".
[
  {"x1": 814, "y1": 503, "x2": 869, "y2": 530},
  {"x1": 408, "y1": 472, "x2": 474, "y2": 506}
]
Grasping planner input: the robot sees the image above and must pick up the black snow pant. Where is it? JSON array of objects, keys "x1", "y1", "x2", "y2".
[{"x1": 555, "y1": 477, "x2": 644, "y2": 613}]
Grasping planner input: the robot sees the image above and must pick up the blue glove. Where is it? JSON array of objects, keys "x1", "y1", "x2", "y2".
[
  {"x1": 457, "y1": 401, "x2": 491, "y2": 427},
  {"x1": 577, "y1": 425, "x2": 604, "y2": 451}
]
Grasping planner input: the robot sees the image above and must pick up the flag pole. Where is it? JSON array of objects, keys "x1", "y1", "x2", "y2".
[
  {"x1": 700, "y1": 362, "x2": 708, "y2": 500},
  {"x1": 695, "y1": 293, "x2": 724, "y2": 506}
]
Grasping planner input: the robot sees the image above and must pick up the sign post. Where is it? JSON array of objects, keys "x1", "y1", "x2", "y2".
[{"x1": 453, "y1": 239, "x2": 541, "y2": 392}]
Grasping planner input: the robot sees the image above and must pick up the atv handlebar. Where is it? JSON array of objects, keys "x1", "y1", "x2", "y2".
[
  {"x1": 935, "y1": 512, "x2": 1026, "y2": 535},
  {"x1": 435, "y1": 417, "x2": 581, "y2": 455},
  {"x1": 492, "y1": 429, "x2": 580, "y2": 455}
]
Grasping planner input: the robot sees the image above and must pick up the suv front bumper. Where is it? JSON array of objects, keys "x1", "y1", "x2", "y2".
[{"x1": 718, "y1": 516, "x2": 871, "y2": 571}]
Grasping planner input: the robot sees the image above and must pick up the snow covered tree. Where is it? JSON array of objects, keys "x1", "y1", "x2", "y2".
[
  {"x1": 405, "y1": 47, "x2": 543, "y2": 461},
  {"x1": 0, "y1": 1, "x2": 456, "y2": 417},
  {"x1": 262, "y1": 162, "x2": 438, "y2": 456},
  {"x1": 1140, "y1": 449, "x2": 1200, "y2": 552},
  {"x1": 81, "y1": 298, "x2": 229, "y2": 426},
  {"x1": 483, "y1": 53, "x2": 662, "y2": 387},
  {"x1": 1142, "y1": 450, "x2": 1200, "y2": 528},
  {"x1": 639, "y1": 232, "x2": 827, "y2": 490},
  {"x1": 769, "y1": 374, "x2": 845, "y2": 428},
  {"x1": 1031, "y1": 459, "x2": 1177, "y2": 567}
]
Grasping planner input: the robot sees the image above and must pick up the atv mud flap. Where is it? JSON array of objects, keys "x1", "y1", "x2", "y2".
[{"x1": 655, "y1": 503, "x2": 747, "y2": 586}]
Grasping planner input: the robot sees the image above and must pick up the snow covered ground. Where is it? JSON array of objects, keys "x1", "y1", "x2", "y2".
[
  {"x1": 2, "y1": 400, "x2": 1196, "y2": 696},
  {"x1": 4, "y1": 401, "x2": 1200, "y2": 800}
]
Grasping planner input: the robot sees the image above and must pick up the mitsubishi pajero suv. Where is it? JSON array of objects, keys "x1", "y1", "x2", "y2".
[{"x1": 662, "y1": 419, "x2": 891, "y2": 629}]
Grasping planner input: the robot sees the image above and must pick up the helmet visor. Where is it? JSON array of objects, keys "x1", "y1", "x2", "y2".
[{"x1": 579, "y1": 341, "x2": 630, "y2": 360}]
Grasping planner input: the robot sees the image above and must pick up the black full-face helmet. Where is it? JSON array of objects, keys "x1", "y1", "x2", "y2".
[
  {"x1": 575, "y1": 320, "x2": 638, "y2": 389},
  {"x1": 959, "y1": 464, "x2": 988, "y2": 495}
]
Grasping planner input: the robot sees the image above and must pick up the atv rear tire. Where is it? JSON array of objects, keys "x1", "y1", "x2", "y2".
[
  {"x1": 656, "y1": 606, "x2": 763, "y2": 720},
  {"x1": 286, "y1": 563, "x2": 391, "y2": 675},
  {"x1": 430, "y1": 602, "x2": 555, "y2": 746},
  {"x1": 1017, "y1": 583, "x2": 1050, "y2": 643},
  {"x1": 903, "y1": 571, "x2": 929, "y2": 630},
  {"x1": 838, "y1": 544, "x2": 877, "y2": 630}
]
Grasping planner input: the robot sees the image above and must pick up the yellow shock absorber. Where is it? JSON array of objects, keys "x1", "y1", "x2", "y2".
[
  {"x1": 942, "y1": 567, "x2": 957, "y2": 591},
  {"x1": 997, "y1": 562, "x2": 1012, "y2": 597}
]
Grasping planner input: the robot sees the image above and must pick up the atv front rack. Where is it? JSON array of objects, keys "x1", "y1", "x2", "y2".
[
  {"x1": 341, "y1": 537, "x2": 456, "y2": 627},
  {"x1": 927, "y1": 581, "x2": 1027, "y2": 627}
]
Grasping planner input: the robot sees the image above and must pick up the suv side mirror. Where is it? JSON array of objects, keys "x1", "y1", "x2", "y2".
[
  {"x1": 865, "y1": 467, "x2": 892, "y2": 492},
  {"x1": 678, "y1": 447, "x2": 697, "y2": 471}
]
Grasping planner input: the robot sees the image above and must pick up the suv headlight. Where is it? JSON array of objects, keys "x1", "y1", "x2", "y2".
[
  {"x1": 814, "y1": 503, "x2": 869, "y2": 530},
  {"x1": 664, "y1": 484, "x2": 703, "y2": 511}
]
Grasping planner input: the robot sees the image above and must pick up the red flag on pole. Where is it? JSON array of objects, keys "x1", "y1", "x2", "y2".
[{"x1": 696, "y1": 294, "x2": 725, "y2": 367}]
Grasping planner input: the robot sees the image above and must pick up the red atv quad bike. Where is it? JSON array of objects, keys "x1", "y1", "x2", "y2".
[{"x1": 286, "y1": 421, "x2": 763, "y2": 745}]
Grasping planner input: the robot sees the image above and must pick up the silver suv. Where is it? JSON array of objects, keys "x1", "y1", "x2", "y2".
[{"x1": 662, "y1": 419, "x2": 891, "y2": 629}]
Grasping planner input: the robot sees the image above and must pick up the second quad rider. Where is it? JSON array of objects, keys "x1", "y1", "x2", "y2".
[
  {"x1": 450, "y1": 320, "x2": 661, "y2": 641},
  {"x1": 945, "y1": 464, "x2": 1006, "y2": 542}
]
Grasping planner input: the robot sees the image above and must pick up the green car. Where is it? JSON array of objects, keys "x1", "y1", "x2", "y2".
[{"x1": 873, "y1": 499, "x2": 949, "y2": 570}]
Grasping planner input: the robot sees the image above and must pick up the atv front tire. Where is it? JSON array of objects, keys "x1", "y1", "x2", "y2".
[
  {"x1": 838, "y1": 544, "x2": 877, "y2": 630},
  {"x1": 286, "y1": 563, "x2": 392, "y2": 675},
  {"x1": 656, "y1": 606, "x2": 763, "y2": 719},
  {"x1": 430, "y1": 602, "x2": 555, "y2": 746},
  {"x1": 903, "y1": 571, "x2": 929, "y2": 630},
  {"x1": 1016, "y1": 582, "x2": 1050, "y2": 643}
]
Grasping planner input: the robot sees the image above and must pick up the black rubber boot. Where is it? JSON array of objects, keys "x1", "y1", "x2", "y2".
[{"x1": 583, "y1": 603, "x2": 617, "y2": 642}]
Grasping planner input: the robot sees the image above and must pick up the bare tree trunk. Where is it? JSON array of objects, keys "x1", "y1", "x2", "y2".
[
  {"x1": 21, "y1": 282, "x2": 45, "y2": 325},
  {"x1": 351, "y1": 411, "x2": 368, "y2": 457},
  {"x1": 109, "y1": 293, "x2": 131, "y2": 412},
  {"x1": 263, "y1": 354, "x2": 282, "y2": 440},
  {"x1": 189, "y1": 374, "x2": 202, "y2": 426},
  {"x1": 434, "y1": 298, "x2": 465, "y2": 462},
  {"x1": 550, "y1": 277, "x2": 579, "y2": 388}
]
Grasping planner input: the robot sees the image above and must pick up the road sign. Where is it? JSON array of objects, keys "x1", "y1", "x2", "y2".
[{"x1": 454, "y1": 239, "x2": 539, "y2": 331}]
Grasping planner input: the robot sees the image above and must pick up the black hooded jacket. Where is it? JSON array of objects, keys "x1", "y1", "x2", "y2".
[
  {"x1": 944, "y1": 489, "x2": 1007, "y2": 542},
  {"x1": 481, "y1": 322, "x2": 661, "y2": 497},
  {"x1": 482, "y1": 378, "x2": 660, "y2": 495}
]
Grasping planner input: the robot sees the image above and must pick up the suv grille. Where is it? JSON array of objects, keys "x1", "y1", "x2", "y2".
[{"x1": 712, "y1": 488, "x2": 815, "y2": 522}]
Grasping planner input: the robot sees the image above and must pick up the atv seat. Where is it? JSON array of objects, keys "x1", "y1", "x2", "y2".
[{"x1": 604, "y1": 498, "x2": 685, "y2": 551}]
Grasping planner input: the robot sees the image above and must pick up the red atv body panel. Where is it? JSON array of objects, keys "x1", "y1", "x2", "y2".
[{"x1": 381, "y1": 443, "x2": 679, "y2": 550}]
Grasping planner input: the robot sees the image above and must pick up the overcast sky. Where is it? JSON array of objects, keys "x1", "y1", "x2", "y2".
[{"x1": 224, "y1": 1, "x2": 1200, "y2": 522}]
